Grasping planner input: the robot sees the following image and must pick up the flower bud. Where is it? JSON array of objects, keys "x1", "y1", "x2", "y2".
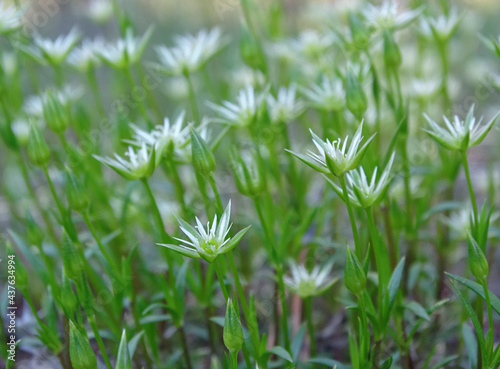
[
  {"x1": 25, "y1": 211, "x2": 44, "y2": 245},
  {"x1": 116, "y1": 330, "x2": 132, "y2": 369},
  {"x1": 231, "y1": 150, "x2": 263, "y2": 198},
  {"x1": 383, "y1": 30, "x2": 401, "y2": 70},
  {"x1": 69, "y1": 320, "x2": 98, "y2": 369},
  {"x1": 27, "y1": 122, "x2": 50, "y2": 167},
  {"x1": 6, "y1": 242, "x2": 28, "y2": 294},
  {"x1": 344, "y1": 247, "x2": 366, "y2": 295},
  {"x1": 467, "y1": 232, "x2": 489, "y2": 283},
  {"x1": 223, "y1": 298, "x2": 244, "y2": 354},
  {"x1": 60, "y1": 273, "x2": 78, "y2": 317},
  {"x1": 240, "y1": 26, "x2": 267, "y2": 73},
  {"x1": 348, "y1": 12, "x2": 370, "y2": 50},
  {"x1": 65, "y1": 167, "x2": 89, "y2": 212},
  {"x1": 62, "y1": 230, "x2": 83, "y2": 284},
  {"x1": 43, "y1": 91, "x2": 69, "y2": 134},
  {"x1": 345, "y1": 67, "x2": 367, "y2": 119},
  {"x1": 190, "y1": 126, "x2": 215, "y2": 176}
]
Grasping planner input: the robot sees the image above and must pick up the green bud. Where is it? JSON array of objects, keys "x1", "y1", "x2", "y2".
[
  {"x1": 6, "y1": 242, "x2": 28, "y2": 294},
  {"x1": 69, "y1": 320, "x2": 98, "y2": 369},
  {"x1": 345, "y1": 67, "x2": 367, "y2": 119},
  {"x1": 223, "y1": 298, "x2": 244, "y2": 354},
  {"x1": 344, "y1": 247, "x2": 366, "y2": 295},
  {"x1": 240, "y1": 26, "x2": 267, "y2": 73},
  {"x1": 231, "y1": 150, "x2": 264, "y2": 198},
  {"x1": 25, "y1": 211, "x2": 44, "y2": 245},
  {"x1": 190, "y1": 126, "x2": 215, "y2": 176},
  {"x1": 383, "y1": 30, "x2": 401, "y2": 70},
  {"x1": 65, "y1": 167, "x2": 89, "y2": 212},
  {"x1": 60, "y1": 273, "x2": 78, "y2": 316},
  {"x1": 467, "y1": 232, "x2": 489, "y2": 283},
  {"x1": 36, "y1": 322, "x2": 63, "y2": 354},
  {"x1": 348, "y1": 12, "x2": 370, "y2": 50},
  {"x1": 116, "y1": 330, "x2": 132, "y2": 369},
  {"x1": 62, "y1": 231, "x2": 83, "y2": 283},
  {"x1": 43, "y1": 91, "x2": 69, "y2": 133},
  {"x1": 27, "y1": 122, "x2": 50, "y2": 167}
]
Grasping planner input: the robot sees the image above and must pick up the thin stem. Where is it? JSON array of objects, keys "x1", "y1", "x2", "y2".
[
  {"x1": 86, "y1": 67, "x2": 106, "y2": 117},
  {"x1": 305, "y1": 297, "x2": 316, "y2": 359},
  {"x1": 178, "y1": 326, "x2": 194, "y2": 369},
  {"x1": 482, "y1": 279, "x2": 494, "y2": 355},
  {"x1": 461, "y1": 150, "x2": 478, "y2": 230},
  {"x1": 214, "y1": 257, "x2": 229, "y2": 301},
  {"x1": 230, "y1": 350, "x2": 238, "y2": 369},
  {"x1": 124, "y1": 66, "x2": 150, "y2": 125},
  {"x1": 42, "y1": 167, "x2": 65, "y2": 217},
  {"x1": 208, "y1": 174, "x2": 223, "y2": 216},
  {"x1": 276, "y1": 263, "x2": 291, "y2": 352},
  {"x1": 88, "y1": 314, "x2": 113, "y2": 369},
  {"x1": 366, "y1": 207, "x2": 389, "y2": 293},
  {"x1": 185, "y1": 72, "x2": 200, "y2": 124},
  {"x1": 339, "y1": 175, "x2": 361, "y2": 257},
  {"x1": 141, "y1": 178, "x2": 174, "y2": 243},
  {"x1": 82, "y1": 212, "x2": 117, "y2": 271}
]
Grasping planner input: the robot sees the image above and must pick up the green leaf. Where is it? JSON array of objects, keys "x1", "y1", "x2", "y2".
[
  {"x1": 384, "y1": 257, "x2": 405, "y2": 323},
  {"x1": 128, "y1": 331, "x2": 144, "y2": 360},
  {"x1": 265, "y1": 346, "x2": 293, "y2": 363},
  {"x1": 446, "y1": 273, "x2": 500, "y2": 315},
  {"x1": 69, "y1": 320, "x2": 98, "y2": 369},
  {"x1": 115, "y1": 330, "x2": 132, "y2": 369},
  {"x1": 139, "y1": 314, "x2": 171, "y2": 325},
  {"x1": 405, "y1": 301, "x2": 430, "y2": 321},
  {"x1": 462, "y1": 323, "x2": 477, "y2": 368},
  {"x1": 291, "y1": 324, "x2": 306, "y2": 362},
  {"x1": 429, "y1": 355, "x2": 459, "y2": 369},
  {"x1": 308, "y1": 357, "x2": 348, "y2": 369}
]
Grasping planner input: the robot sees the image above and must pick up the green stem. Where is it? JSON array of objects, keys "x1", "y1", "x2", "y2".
[
  {"x1": 141, "y1": 178, "x2": 174, "y2": 243},
  {"x1": 214, "y1": 257, "x2": 229, "y2": 301},
  {"x1": 178, "y1": 326, "x2": 194, "y2": 369},
  {"x1": 124, "y1": 66, "x2": 150, "y2": 125},
  {"x1": 437, "y1": 42, "x2": 451, "y2": 113},
  {"x1": 88, "y1": 314, "x2": 113, "y2": 369},
  {"x1": 86, "y1": 67, "x2": 106, "y2": 117},
  {"x1": 482, "y1": 279, "x2": 494, "y2": 355},
  {"x1": 230, "y1": 350, "x2": 238, "y2": 369},
  {"x1": 339, "y1": 175, "x2": 361, "y2": 257},
  {"x1": 82, "y1": 212, "x2": 117, "y2": 272},
  {"x1": 305, "y1": 297, "x2": 316, "y2": 359},
  {"x1": 208, "y1": 174, "x2": 223, "y2": 216},
  {"x1": 276, "y1": 263, "x2": 291, "y2": 352},
  {"x1": 366, "y1": 207, "x2": 389, "y2": 293},
  {"x1": 185, "y1": 72, "x2": 200, "y2": 124},
  {"x1": 461, "y1": 150, "x2": 478, "y2": 231}
]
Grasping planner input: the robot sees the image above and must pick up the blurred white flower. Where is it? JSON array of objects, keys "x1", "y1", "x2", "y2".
[
  {"x1": 231, "y1": 67, "x2": 265, "y2": 90},
  {"x1": 22, "y1": 28, "x2": 80, "y2": 65},
  {"x1": 419, "y1": 10, "x2": 461, "y2": 43},
  {"x1": 11, "y1": 118, "x2": 30, "y2": 146},
  {"x1": 284, "y1": 262, "x2": 337, "y2": 298},
  {"x1": 266, "y1": 85, "x2": 305, "y2": 124},
  {"x1": 292, "y1": 29, "x2": 335, "y2": 59},
  {"x1": 24, "y1": 85, "x2": 84, "y2": 117},
  {"x1": 154, "y1": 28, "x2": 226, "y2": 76},
  {"x1": 157, "y1": 200, "x2": 250, "y2": 262},
  {"x1": 423, "y1": 105, "x2": 499, "y2": 151},
  {"x1": 409, "y1": 77, "x2": 441, "y2": 100},
  {"x1": 0, "y1": 1, "x2": 22, "y2": 34},
  {"x1": 67, "y1": 38, "x2": 105, "y2": 72},
  {"x1": 93, "y1": 144, "x2": 157, "y2": 180},
  {"x1": 99, "y1": 27, "x2": 153, "y2": 69},
  {"x1": 363, "y1": 1, "x2": 421, "y2": 31},
  {"x1": 207, "y1": 85, "x2": 267, "y2": 127},
  {"x1": 85, "y1": 0, "x2": 113, "y2": 24},
  {"x1": 301, "y1": 75, "x2": 345, "y2": 111}
]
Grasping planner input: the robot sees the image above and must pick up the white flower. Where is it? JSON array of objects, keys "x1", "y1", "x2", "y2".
[
  {"x1": 423, "y1": 105, "x2": 499, "y2": 151},
  {"x1": 207, "y1": 85, "x2": 267, "y2": 127},
  {"x1": 93, "y1": 144, "x2": 157, "y2": 180},
  {"x1": 292, "y1": 29, "x2": 335, "y2": 59},
  {"x1": 409, "y1": 77, "x2": 441, "y2": 100},
  {"x1": 328, "y1": 152, "x2": 396, "y2": 208},
  {"x1": 442, "y1": 207, "x2": 499, "y2": 240},
  {"x1": 419, "y1": 10, "x2": 461, "y2": 43},
  {"x1": 266, "y1": 85, "x2": 305, "y2": 123},
  {"x1": 301, "y1": 75, "x2": 345, "y2": 111},
  {"x1": 157, "y1": 201, "x2": 250, "y2": 262},
  {"x1": 362, "y1": 1, "x2": 421, "y2": 31},
  {"x1": 154, "y1": 28, "x2": 226, "y2": 76},
  {"x1": 85, "y1": 0, "x2": 113, "y2": 24},
  {"x1": 24, "y1": 85, "x2": 84, "y2": 117},
  {"x1": 11, "y1": 118, "x2": 30, "y2": 145},
  {"x1": 99, "y1": 27, "x2": 153, "y2": 69},
  {"x1": 126, "y1": 111, "x2": 190, "y2": 163},
  {"x1": 284, "y1": 262, "x2": 337, "y2": 298},
  {"x1": 23, "y1": 28, "x2": 80, "y2": 65},
  {"x1": 0, "y1": 1, "x2": 22, "y2": 34},
  {"x1": 67, "y1": 38, "x2": 105, "y2": 72},
  {"x1": 287, "y1": 122, "x2": 375, "y2": 176}
]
